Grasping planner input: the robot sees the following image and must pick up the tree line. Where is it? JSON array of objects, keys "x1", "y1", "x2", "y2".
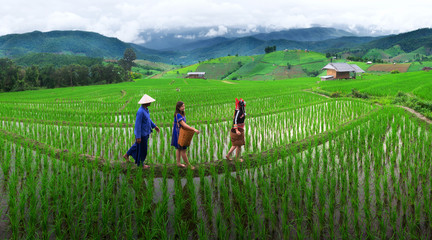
[
  {"x1": 0, "y1": 58, "x2": 131, "y2": 92},
  {"x1": 0, "y1": 48, "x2": 138, "y2": 92},
  {"x1": 265, "y1": 46, "x2": 277, "y2": 54}
]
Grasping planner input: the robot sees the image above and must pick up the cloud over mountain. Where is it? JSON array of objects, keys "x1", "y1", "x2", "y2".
[{"x1": 1, "y1": 0, "x2": 431, "y2": 43}]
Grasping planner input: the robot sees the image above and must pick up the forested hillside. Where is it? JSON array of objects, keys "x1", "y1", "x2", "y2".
[{"x1": 1, "y1": 28, "x2": 432, "y2": 65}]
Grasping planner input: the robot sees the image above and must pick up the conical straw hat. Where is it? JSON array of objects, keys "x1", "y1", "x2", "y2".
[{"x1": 138, "y1": 94, "x2": 156, "y2": 104}]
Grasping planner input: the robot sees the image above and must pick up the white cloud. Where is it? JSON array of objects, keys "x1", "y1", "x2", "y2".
[
  {"x1": 205, "y1": 26, "x2": 228, "y2": 37},
  {"x1": 236, "y1": 25, "x2": 259, "y2": 34},
  {"x1": 46, "y1": 12, "x2": 88, "y2": 30},
  {"x1": 1, "y1": 0, "x2": 431, "y2": 42},
  {"x1": 175, "y1": 35, "x2": 196, "y2": 40}
]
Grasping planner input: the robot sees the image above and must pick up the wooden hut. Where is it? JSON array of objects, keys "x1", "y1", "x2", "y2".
[
  {"x1": 321, "y1": 63, "x2": 365, "y2": 80},
  {"x1": 186, "y1": 72, "x2": 206, "y2": 79}
]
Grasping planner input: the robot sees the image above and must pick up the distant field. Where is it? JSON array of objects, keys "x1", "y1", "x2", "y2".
[
  {"x1": 134, "y1": 59, "x2": 175, "y2": 71},
  {"x1": 362, "y1": 46, "x2": 424, "y2": 63},
  {"x1": 162, "y1": 63, "x2": 200, "y2": 78},
  {"x1": 205, "y1": 55, "x2": 253, "y2": 64},
  {"x1": 156, "y1": 50, "x2": 430, "y2": 82},
  {"x1": 413, "y1": 82, "x2": 432, "y2": 100},
  {"x1": 157, "y1": 50, "x2": 331, "y2": 81},
  {"x1": 408, "y1": 61, "x2": 432, "y2": 71},
  {"x1": 346, "y1": 61, "x2": 370, "y2": 72},
  {"x1": 196, "y1": 62, "x2": 240, "y2": 79},
  {"x1": 262, "y1": 50, "x2": 326, "y2": 66},
  {"x1": 364, "y1": 49, "x2": 390, "y2": 60},
  {"x1": 318, "y1": 71, "x2": 432, "y2": 100},
  {"x1": 367, "y1": 63, "x2": 411, "y2": 72},
  {"x1": 272, "y1": 65, "x2": 305, "y2": 80}
]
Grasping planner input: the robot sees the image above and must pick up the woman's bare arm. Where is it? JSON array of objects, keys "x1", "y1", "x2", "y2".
[{"x1": 179, "y1": 120, "x2": 200, "y2": 134}]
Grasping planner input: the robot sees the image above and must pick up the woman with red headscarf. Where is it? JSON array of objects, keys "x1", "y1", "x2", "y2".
[{"x1": 226, "y1": 98, "x2": 246, "y2": 162}]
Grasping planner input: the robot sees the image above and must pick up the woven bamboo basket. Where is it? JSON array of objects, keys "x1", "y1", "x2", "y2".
[
  {"x1": 178, "y1": 128, "x2": 195, "y2": 147},
  {"x1": 230, "y1": 128, "x2": 245, "y2": 146}
]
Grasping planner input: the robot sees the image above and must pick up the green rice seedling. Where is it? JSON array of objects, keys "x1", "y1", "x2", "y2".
[
  {"x1": 153, "y1": 173, "x2": 169, "y2": 239},
  {"x1": 375, "y1": 172, "x2": 383, "y2": 217},
  {"x1": 173, "y1": 168, "x2": 186, "y2": 237},
  {"x1": 317, "y1": 172, "x2": 326, "y2": 235},
  {"x1": 0, "y1": 143, "x2": 11, "y2": 180},
  {"x1": 422, "y1": 175, "x2": 431, "y2": 230},
  {"x1": 186, "y1": 168, "x2": 198, "y2": 230},
  {"x1": 280, "y1": 188, "x2": 291, "y2": 237},
  {"x1": 202, "y1": 175, "x2": 213, "y2": 225},
  {"x1": 260, "y1": 176, "x2": 273, "y2": 232},
  {"x1": 38, "y1": 174, "x2": 50, "y2": 238},
  {"x1": 219, "y1": 176, "x2": 232, "y2": 224},
  {"x1": 411, "y1": 201, "x2": 422, "y2": 238},
  {"x1": 7, "y1": 170, "x2": 19, "y2": 239},
  {"x1": 428, "y1": 172, "x2": 432, "y2": 232},
  {"x1": 141, "y1": 222, "x2": 157, "y2": 240},
  {"x1": 197, "y1": 218, "x2": 209, "y2": 240},
  {"x1": 328, "y1": 179, "x2": 336, "y2": 239},
  {"x1": 25, "y1": 171, "x2": 38, "y2": 238},
  {"x1": 216, "y1": 211, "x2": 229, "y2": 239},
  {"x1": 245, "y1": 183, "x2": 258, "y2": 236}
]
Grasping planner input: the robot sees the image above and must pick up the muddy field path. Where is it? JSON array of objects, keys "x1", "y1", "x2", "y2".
[
  {"x1": 303, "y1": 89, "x2": 331, "y2": 99},
  {"x1": 397, "y1": 105, "x2": 432, "y2": 124}
]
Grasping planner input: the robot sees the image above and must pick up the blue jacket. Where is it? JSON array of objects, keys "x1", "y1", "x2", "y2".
[{"x1": 134, "y1": 106, "x2": 156, "y2": 139}]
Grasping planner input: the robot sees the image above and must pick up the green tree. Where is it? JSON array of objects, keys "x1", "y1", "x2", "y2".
[
  {"x1": 26, "y1": 66, "x2": 41, "y2": 87},
  {"x1": 265, "y1": 45, "x2": 276, "y2": 54},
  {"x1": 55, "y1": 65, "x2": 89, "y2": 87},
  {"x1": 12, "y1": 68, "x2": 27, "y2": 91},
  {"x1": 70, "y1": 64, "x2": 90, "y2": 86},
  {"x1": 119, "y1": 48, "x2": 136, "y2": 71},
  {"x1": 40, "y1": 65, "x2": 56, "y2": 88},
  {"x1": 0, "y1": 58, "x2": 20, "y2": 92},
  {"x1": 90, "y1": 64, "x2": 105, "y2": 84}
]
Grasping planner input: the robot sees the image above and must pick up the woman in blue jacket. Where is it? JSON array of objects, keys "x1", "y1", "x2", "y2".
[
  {"x1": 171, "y1": 101, "x2": 200, "y2": 169},
  {"x1": 123, "y1": 94, "x2": 160, "y2": 169}
]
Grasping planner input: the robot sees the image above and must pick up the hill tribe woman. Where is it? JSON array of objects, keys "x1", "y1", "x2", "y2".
[
  {"x1": 123, "y1": 94, "x2": 160, "y2": 169},
  {"x1": 171, "y1": 101, "x2": 200, "y2": 169},
  {"x1": 226, "y1": 98, "x2": 246, "y2": 162}
]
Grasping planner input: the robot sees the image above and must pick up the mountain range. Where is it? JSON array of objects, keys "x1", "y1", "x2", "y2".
[
  {"x1": 1, "y1": 27, "x2": 431, "y2": 65},
  {"x1": 138, "y1": 26, "x2": 388, "y2": 50}
]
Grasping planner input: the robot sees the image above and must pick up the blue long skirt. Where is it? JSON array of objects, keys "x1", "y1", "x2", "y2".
[{"x1": 127, "y1": 135, "x2": 149, "y2": 166}]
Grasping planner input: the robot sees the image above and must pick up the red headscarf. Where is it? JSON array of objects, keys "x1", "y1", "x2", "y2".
[{"x1": 235, "y1": 98, "x2": 245, "y2": 110}]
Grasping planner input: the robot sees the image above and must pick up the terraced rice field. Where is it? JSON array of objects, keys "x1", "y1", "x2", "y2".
[
  {"x1": 0, "y1": 77, "x2": 431, "y2": 239},
  {"x1": 368, "y1": 63, "x2": 411, "y2": 72}
]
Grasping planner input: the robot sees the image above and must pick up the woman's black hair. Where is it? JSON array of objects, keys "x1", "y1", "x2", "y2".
[
  {"x1": 174, "y1": 101, "x2": 185, "y2": 117},
  {"x1": 238, "y1": 100, "x2": 246, "y2": 115}
]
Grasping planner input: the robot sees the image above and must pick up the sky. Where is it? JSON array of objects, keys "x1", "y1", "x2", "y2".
[{"x1": 1, "y1": 0, "x2": 431, "y2": 43}]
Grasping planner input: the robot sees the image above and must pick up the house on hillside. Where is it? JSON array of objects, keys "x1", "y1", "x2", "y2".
[
  {"x1": 320, "y1": 63, "x2": 365, "y2": 80},
  {"x1": 104, "y1": 59, "x2": 118, "y2": 63},
  {"x1": 186, "y1": 72, "x2": 206, "y2": 79}
]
